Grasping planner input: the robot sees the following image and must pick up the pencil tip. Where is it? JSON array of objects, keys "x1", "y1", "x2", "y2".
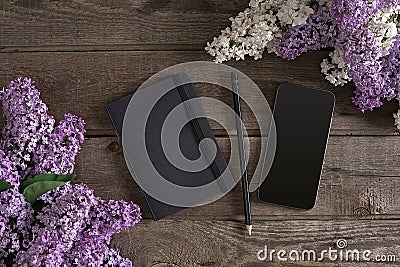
[{"x1": 246, "y1": 225, "x2": 252, "y2": 236}]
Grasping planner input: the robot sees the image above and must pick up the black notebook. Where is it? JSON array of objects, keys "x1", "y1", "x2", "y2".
[{"x1": 106, "y1": 75, "x2": 229, "y2": 220}]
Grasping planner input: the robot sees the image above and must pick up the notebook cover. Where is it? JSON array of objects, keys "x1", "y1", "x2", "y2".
[{"x1": 106, "y1": 76, "x2": 229, "y2": 220}]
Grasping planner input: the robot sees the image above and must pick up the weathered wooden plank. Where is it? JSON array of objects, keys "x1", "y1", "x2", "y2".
[
  {"x1": 74, "y1": 136, "x2": 400, "y2": 220},
  {"x1": 0, "y1": 0, "x2": 248, "y2": 50},
  {"x1": 111, "y1": 219, "x2": 400, "y2": 267},
  {"x1": 0, "y1": 51, "x2": 397, "y2": 136}
]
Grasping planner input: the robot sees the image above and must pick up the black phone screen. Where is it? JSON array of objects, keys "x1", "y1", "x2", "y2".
[{"x1": 259, "y1": 83, "x2": 335, "y2": 209}]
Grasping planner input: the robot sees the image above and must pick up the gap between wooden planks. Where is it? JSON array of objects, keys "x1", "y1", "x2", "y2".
[
  {"x1": 110, "y1": 219, "x2": 400, "y2": 267},
  {"x1": 74, "y1": 137, "x2": 400, "y2": 220},
  {"x1": 0, "y1": 0, "x2": 247, "y2": 49},
  {"x1": 0, "y1": 51, "x2": 397, "y2": 136}
]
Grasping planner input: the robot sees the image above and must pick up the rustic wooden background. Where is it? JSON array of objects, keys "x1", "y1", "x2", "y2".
[{"x1": 1, "y1": 0, "x2": 400, "y2": 266}]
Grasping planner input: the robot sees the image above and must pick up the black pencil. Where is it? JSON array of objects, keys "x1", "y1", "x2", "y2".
[{"x1": 231, "y1": 72, "x2": 252, "y2": 236}]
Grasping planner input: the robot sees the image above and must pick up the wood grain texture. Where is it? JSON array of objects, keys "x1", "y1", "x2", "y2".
[
  {"x1": 0, "y1": 51, "x2": 397, "y2": 136},
  {"x1": 74, "y1": 136, "x2": 400, "y2": 220},
  {"x1": 0, "y1": 0, "x2": 248, "y2": 50},
  {"x1": 1, "y1": 1, "x2": 399, "y2": 265},
  {"x1": 111, "y1": 219, "x2": 400, "y2": 267}
]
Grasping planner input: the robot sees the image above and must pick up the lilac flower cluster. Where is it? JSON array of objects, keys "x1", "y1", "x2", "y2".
[
  {"x1": 16, "y1": 183, "x2": 140, "y2": 266},
  {"x1": 276, "y1": 0, "x2": 400, "y2": 111},
  {"x1": 33, "y1": 113, "x2": 85, "y2": 176},
  {"x1": 340, "y1": 26, "x2": 394, "y2": 110},
  {"x1": 383, "y1": 37, "x2": 400, "y2": 93},
  {"x1": 0, "y1": 77, "x2": 141, "y2": 266},
  {"x1": 0, "y1": 77, "x2": 84, "y2": 180},
  {"x1": 335, "y1": 0, "x2": 399, "y2": 111},
  {"x1": 276, "y1": 8, "x2": 337, "y2": 60},
  {"x1": 0, "y1": 151, "x2": 19, "y2": 187},
  {"x1": 0, "y1": 189, "x2": 34, "y2": 266},
  {"x1": 330, "y1": 0, "x2": 382, "y2": 28},
  {"x1": 331, "y1": 0, "x2": 399, "y2": 28}
]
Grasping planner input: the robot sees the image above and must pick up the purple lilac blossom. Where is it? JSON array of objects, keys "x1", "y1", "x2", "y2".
[
  {"x1": 15, "y1": 183, "x2": 141, "y2": 266},
  {"x1": 0, "y1": 77, "x2": 85, "y2": 180},
  {"x1": 0, "y1": 151, "x2": 19, "y2": 187},
  {"x1": 0, "y1": 189, "x2": 34, "y2": 265},
  {"x1": 103, "y1": 247, "x2": 134, "y2": 267},
  {"x1": 276, "y1": 0, "x2": 400, "y2": 111},
  {"x1": 0, "y1": 77, "x2": 55, "y2": 180},
  {"x1": 330, "y1": 0, "x2": 381, "y2": 28},
  {"x1": 38, "y1": 183, "x2": 141, "y2": 244},
  {"x1": 33, "y1": 113, "x2": 85, "y2": 176},
  {"x1": 67, "y1": 239, "x2": 133, "y2": 266},
  {"x1": 276, "y1": 8, "x2": 337, "y2": 60},
  {"x1": 333, "y1": 0, "x2": 399, "y2": 111},
  {"x1": 14, "y1": 228, "x2": 68, "y2": 266},
  {"x1": 382, "y1": 37, "x2": 400, "y2": 93},
  {"x1": 331, "y1": 0, "x2": 399, "y2": 112},
  {"x1": 0, "y1": 77, "x2": 141, "y2": 266},
  {"x1": 339, "y1": 26, "x2": 396, "y2": 111},
  {"x1": 331, "y1": 0, "x2": 399, "y2": 28}
]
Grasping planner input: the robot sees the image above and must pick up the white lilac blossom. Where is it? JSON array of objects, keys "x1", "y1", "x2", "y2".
[
  {"x1": 372, "y1": 5, "x2": 400, "y2": 56},
  {"x1": 207, "y1": 0, "x2": 400, "y2": 128},
  {"x1": 205, "y1": 0, "x2": 320, "y2": 63},
  {"x1": 320, "y1": 46, "x2": 352, "y2": 86},
  {"x1": 0, "y1": 77, "x2": 141, "y2": 266},
  {"x1": 319, "y1": 4, "x2": 400, "y2": 87},
  {"x1": 276, "y1": 0, "x2": 399, "y2": 111}
]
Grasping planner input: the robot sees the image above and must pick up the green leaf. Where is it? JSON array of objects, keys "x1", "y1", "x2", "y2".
[
  {"x1": 23, "y1": 181, "x2": 66, "y2": 204},
  {"x1": 20, "y1": 173, "x2": 76, "y2": 191},
  {"x1": 0, "y1": 180, "x2": 12, "y2": 192}
]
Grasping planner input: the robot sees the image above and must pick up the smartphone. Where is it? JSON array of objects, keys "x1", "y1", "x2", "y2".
[{"x1": 259, "y1": 83, "x2": 335, "y2": 209}]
